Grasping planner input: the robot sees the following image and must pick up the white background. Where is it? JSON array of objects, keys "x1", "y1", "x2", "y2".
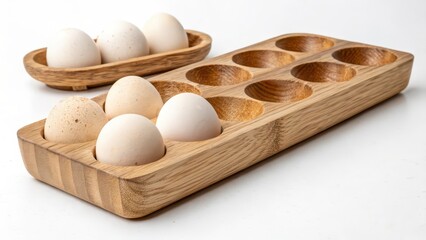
[{"x1": 1, "y1": 0, "x2": 426, "y2": 239}]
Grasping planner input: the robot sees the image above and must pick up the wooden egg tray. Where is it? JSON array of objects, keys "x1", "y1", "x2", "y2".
[
  {"x1": 23, "y1": 30, "x2": 211, "y2": 91},
  {"x1": 17, "y1": 33, "x2": 414, "y2": 218}
]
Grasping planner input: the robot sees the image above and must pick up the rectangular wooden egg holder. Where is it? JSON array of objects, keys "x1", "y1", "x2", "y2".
[{"x1": 17, "y1": 33, "x2": 414, "y2": 218}]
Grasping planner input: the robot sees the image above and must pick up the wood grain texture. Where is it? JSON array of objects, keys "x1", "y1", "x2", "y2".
[
  {"x1": 17, "y1": 33, "x2": 414, "y2": 218},
  {"x1": 23, "y1": 30, "x2": 211, "y2": 91}
]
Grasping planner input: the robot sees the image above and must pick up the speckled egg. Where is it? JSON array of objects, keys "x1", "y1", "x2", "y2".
[
  {"x1": 44, "y1": 96, "x2": 108, "y2": 144},
  {"x1": 96, "y1": 21, "x2": 149, "y2": 63}
]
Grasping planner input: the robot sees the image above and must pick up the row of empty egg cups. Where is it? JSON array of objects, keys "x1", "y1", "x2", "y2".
[
  {"x1": 151, "y1": 34, "x2": 399, "y2": 118},
  {"x1": 36, "y1": 35, "x2": 399, "y2": 175}
]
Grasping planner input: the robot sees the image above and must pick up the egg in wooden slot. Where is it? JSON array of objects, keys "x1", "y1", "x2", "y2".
[
  {"x1": 95, "y1": 114, "x2": 165, "y2": 166},
  {"x1": 104, "y1": 76, "x2": 163, "y2": 120},
  {"x1": 156, "y1": 93, "x2": 222, "y2": 142}
]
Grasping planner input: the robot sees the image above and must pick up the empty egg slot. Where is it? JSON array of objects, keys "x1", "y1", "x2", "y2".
[
  {"x1": 231, "y1": 50, "x2": 295, "y2": 68},
  {"x1": 276, "y1": 35, "x2": 334, "y2": 52},
  {"x1": 291, "y1": 62, "x2": 356, "y2": 83},
  {"x1": 206, "y1": 96, "x2": 264, "y2": 122},
  {"x1": 332, "y1": 47, "x2": 397, "y2": 66},
  {"x1": 186, "y1": 64, "x2": 252, "y2": 86},
  {"x1": 245, "y1": 80, "x2": 313, "y2": 103},
  {"x1": 151, "y1": 81, "x2": 201, "y2": 102}
]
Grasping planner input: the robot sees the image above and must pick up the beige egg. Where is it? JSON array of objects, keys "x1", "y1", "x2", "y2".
[
  {"x1": 44, "y1": 96, "x2": 108, "y2": 144},
  {"x1": 96, "y1": 21, "x2": 149, "y2": 63},
  {"x1": 105, "y1": 76, "x2": 163, "y2": 119},
  {"x1": 96, "y1": 114, "x2": 165, "y2": 166},
  {"x1": 156, "y1": 93, "x2": 221, "y2": 141},
  {"x1": 46, "y1": 28, "x2": 101, "y2": 68},
  {"x1": 143, "y1": 13, "x2": 188, "y2": 54}
]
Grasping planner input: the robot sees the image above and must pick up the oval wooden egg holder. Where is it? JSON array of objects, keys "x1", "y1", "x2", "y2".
[
  {"x1": 17, "y1": 33, "x2": 414, "y2": 218},
  {"x1": 23, "y1": 30, "x2": 211, "y2": 91}
]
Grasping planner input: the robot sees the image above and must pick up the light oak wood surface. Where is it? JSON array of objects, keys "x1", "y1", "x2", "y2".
[
  {"x1": 23, "y1": 30, "x2": 211, "y2": 91},
  {"x1": 17, "y1": 33, "x2": 414, "y2": 218}
]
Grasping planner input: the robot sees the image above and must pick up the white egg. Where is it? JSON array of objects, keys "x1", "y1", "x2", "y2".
[
  {"x1": 96, "y1": 21, "x2": 149, "y2": 63},
  {"x1": 143, "y1": 13, "x2": 189, "y2": 54},
  {"x1": 44, "y1": 96, "x2": 108, "y2": 144},
  {"x1": 105, "y1": 76, "x2": 163, "y2": 119},
  {"x1": 46, "y1": 28, "x2": 101, "y2": 68},
  {"x1": 96, "y1": 114, "x2": 165, "y2": 166},
  {"x1": 156, "y1": 93, "x2": 221, "y2": 141}
]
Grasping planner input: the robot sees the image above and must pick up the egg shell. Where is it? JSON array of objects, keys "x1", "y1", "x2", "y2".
[
  {"x1": 105, "y1": 76, "x2": 163, "y2": 119},
  {"x1": 96, "y1": 21, "x2": 149, "y2": 63},
  {"x1": 143, "y1": 13, "x2": 189, "y2": 54},
  {"x1": 44, "y1": 96, "x2": 108, "y2": 144},
  {"x1": 156, "y1": 93, "x2": 222, "y2": 142},
  {"x1": 46, "y1": 28, "x2": 101, "y2": 68},
  {"x1": 96, "y1": 114, "x2": 165, "y2": 166}
]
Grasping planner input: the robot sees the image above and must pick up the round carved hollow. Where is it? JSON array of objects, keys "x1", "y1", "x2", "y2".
[
  {"x1": 245, "y1": 80, "x2": 313, "y2": 103},
  {"x1": 151, "y1": 81, "x2": 201, "y2": 103},
  {"x1": 206, "y1": 96, "x2": 264, "y2": 122},
  {"x1": 276, "y1": 36, "x2": 334, "y2": 52},
  {"x1": 186, "y1": 64, "x2": 252, "y2": 86},
  {"x1": 332, "y1": 47, "x2": 397, "y2": 66},
  {"x1": 291, "y1": 62, "x2": 356, "y2": 83},
  {"x1": 232, "y1": 50, "x2": 295, "y2": 68}
]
